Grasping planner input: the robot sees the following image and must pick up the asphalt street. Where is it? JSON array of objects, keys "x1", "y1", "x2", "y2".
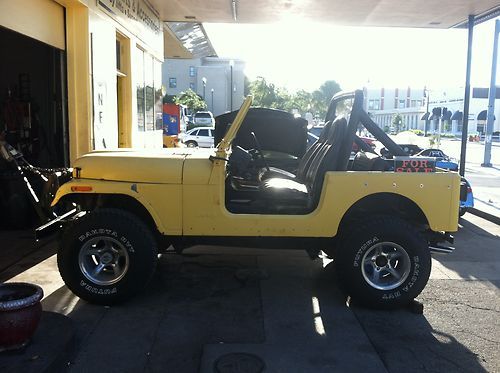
[{"x1": 3, "y1": 213, "x2": 499, "y2": 373}]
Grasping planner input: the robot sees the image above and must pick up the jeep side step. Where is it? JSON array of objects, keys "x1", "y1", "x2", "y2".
[{"x1": 429, "y1": 245, "x2": 455, "y2": 254}]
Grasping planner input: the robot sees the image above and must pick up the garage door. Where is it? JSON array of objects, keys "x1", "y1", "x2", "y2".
[{"x1": 0, "y1": 0, "x2": 65, "y2": 50}]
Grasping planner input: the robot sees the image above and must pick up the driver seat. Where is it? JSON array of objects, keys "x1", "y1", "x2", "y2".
[
  {"x1": 258, "y1": 121, "x2": 333, "y2": 181},
  {"x1": 258, "y1": 116, "x2": 348, "y2": 213}
]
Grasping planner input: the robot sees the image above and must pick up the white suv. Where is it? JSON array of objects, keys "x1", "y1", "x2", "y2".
[
  {"x1": 193, "y1": 111, "x2": 215, "y2": 126},
  {"x1": 180, "y1": 127, "x2": 214, "y2": 148}
]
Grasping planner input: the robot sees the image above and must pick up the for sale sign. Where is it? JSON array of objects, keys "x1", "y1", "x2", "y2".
[{"x1": 394, "y1": 157, "x2": 436, "y2": 173}]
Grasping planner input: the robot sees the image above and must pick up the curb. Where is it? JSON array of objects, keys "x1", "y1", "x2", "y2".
[{"x1": 468, "y1": 208, "x2": 500, "y2": 226}]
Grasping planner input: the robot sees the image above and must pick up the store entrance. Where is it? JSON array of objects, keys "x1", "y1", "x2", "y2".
[{"x1": 0, "y1": 26, "x2": 68, "y2": 168}]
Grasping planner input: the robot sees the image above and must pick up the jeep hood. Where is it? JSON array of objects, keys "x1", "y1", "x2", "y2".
[{"x1": 73, "y1": 148, "x2": 211, "y2": 184}]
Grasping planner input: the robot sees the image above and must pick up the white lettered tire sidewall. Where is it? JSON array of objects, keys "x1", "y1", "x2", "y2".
[
  {"x1": 337, "y1": 217, "x2": 431, "y2": 309},
  {"x1": 58, "y1": 208, "x2": 158, "y2": 305}
]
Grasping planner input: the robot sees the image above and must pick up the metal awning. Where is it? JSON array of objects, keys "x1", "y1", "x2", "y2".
[
  {"x1": 451, "y1": 110, "x2": 463, "y2": 120},
  {"x1": 477, "y1": 110, "x2": 496, "y2": 120},
  {"x1": 164, "y1": 22, "x2": 217, "y2": 59},
  {"x1": 430, "y1": 107, "x2": 442, "y2": 120},
  {"x1": 442, "y1": 109, "x2": 452, "y2": 120}
]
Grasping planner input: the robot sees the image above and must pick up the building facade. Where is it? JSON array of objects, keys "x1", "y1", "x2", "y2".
[
  {"x1": 365, "y1": 86, "x2": 500, "y2": 135},
  {"x1": 1, "y1": 0, "x2": 164, "y2": 166},
  {"x1": 163, "y1": 57, "x2": 246, "y2": 116},
  {"x1": 364, "y1": 87, "x2": 427, "y2": 132}
]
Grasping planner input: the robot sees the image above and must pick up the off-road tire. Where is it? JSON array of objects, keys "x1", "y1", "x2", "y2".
[
  {"x1": 58, "y1": 208, "x2": 158, "y2": 305},
  {"x1": 335, "y1": 216, "x2": 431, "y2": 309}
]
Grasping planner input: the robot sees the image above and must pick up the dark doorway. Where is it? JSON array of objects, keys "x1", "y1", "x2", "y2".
[{"x1": 0, "y1": 26, "x2": 69, "y2": 167}]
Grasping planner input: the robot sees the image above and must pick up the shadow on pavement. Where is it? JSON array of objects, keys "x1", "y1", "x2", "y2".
[
  {"x1": 43, "y1": 252, "x2": 265, "y2": 373},
  {"x1": 0, "y1": 231, "x2": 57, "y2": 282},
  {"x1": 431, "y1": 216, "x2": 500, "y2": 287},
  {"x1": 40, "y1": 248, "x2": 492, "y2": 372},
  {"x1": 458, "y1": 218, "x2": 499, "y2": 238},
  {"x1": 315, "y1": 263, "x2": 489, "y2": 373}
]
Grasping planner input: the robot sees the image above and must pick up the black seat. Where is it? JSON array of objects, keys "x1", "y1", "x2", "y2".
[
  {"x1": 226, "y1": 90, "x2": 364, "y2": 215},
  {"x1": 259, "y1": 121, "x2": 333, "y2": 181},
  {"x1": 259, "y1": 116, "x2": 348, "y2": 213}
]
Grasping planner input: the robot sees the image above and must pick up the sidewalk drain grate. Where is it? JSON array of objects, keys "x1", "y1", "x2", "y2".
[{"x1": 214, "y1": 352, "x2": 265, "y2": 373}]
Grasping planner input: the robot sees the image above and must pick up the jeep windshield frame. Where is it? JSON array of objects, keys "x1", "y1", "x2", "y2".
[{"x1": 216, "y1": 95, "x2": 253, "y2": 153}]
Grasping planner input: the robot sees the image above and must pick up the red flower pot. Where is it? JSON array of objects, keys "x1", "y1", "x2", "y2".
[{"x1": 0, "y1": 282, "x2": 43, "y2": 352}]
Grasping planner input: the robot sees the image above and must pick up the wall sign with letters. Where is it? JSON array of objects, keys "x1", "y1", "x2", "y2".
[{"x1": 97, "y1": 0, "x2": 163, "y2": 53}]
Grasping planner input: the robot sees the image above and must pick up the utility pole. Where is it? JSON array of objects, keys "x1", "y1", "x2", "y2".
[
  {"x1": 202, "y1": 77, "x2": 207, "y2": 101},
  {"x1": 482, "y1": 19, "x2": 499, "y2": 168},
  {"x1": 211, "y1": 88, "x2": 214, "y2": 113},
  {"x1": 229, "y1": 60, "x2": 234, "y2": 111},
  {"x1": 424, "y1": 87, "x2": 430, "y2": 137},
  {"x1": 459, "y1": 15, "x2": 475, "y2": 177}
]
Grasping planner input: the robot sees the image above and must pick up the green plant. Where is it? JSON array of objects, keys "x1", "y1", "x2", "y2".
[
  {"x1": 392, "y1": 114, "x2": 404, "y2": 133},
  {"x1": 247, "y1": 77, "x2": 341, "y2": 118},
  {"x1": 174, "y1": 89, "x2": 207, "y2": 112}
]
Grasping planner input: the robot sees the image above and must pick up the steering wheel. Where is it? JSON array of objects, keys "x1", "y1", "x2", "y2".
[{"x1": 250, "y1": 131, "x2": 270, "y2": 172}]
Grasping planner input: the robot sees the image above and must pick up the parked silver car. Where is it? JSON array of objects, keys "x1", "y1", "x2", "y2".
[
  {"x1": 193, "y1": 111, "x2": 215, "y2": 126},
  {"x1": 180, "y1": 127, "x2": 214, "y2": 148}
]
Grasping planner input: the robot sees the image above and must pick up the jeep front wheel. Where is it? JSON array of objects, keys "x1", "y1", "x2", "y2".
[
  {"x1": 335, "y1": 216, "x2": 431, "y2": 309},
  {"x1": 58, "y1": 208, "x2": 158, "y2": 305}
]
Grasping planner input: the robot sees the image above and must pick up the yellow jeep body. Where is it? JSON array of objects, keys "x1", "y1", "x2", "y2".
[{"x1": 52, "y1": 96, "x2": 460, "y2": 238}]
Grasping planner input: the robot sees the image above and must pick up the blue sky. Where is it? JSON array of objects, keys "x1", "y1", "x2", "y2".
[{"x1": 205, "y1": 18, "x2": 499, "y2": 92}]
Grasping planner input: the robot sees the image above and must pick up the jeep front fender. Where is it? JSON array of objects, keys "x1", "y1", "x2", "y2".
[{"x1": 52, "y1": 179, "x2": 182, "y2": 235}]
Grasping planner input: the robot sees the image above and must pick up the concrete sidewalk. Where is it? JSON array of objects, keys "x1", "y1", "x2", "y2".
[
  {"x1": 2, "y1": 214, "x2": 499, "y2": 372},
  {"x1": 463, "y1": 163, "x2": 499, "y2": 224}
]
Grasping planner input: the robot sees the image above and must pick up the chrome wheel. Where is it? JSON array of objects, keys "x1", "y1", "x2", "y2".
[
  {"x1": 78, "y1": 236, "x2": 130, "y2": 286},
  {"x1": 361, "y1": 242, "x2": 411, "y2": 291}
]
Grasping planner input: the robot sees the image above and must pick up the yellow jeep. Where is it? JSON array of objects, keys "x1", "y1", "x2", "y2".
[{"x1": 49, "y1": 91, "x2": 460, "y2": 308}]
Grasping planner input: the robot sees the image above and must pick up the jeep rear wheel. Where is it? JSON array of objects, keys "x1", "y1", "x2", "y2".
[
  {"x1": 58, "y1": 208, "x2": 158, "y2": 305},
  {"x1": 335, "y1": 216, "x2": 431, "y2": 309}
]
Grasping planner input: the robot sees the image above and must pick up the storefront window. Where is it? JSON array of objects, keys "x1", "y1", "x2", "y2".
[
  {"x1": 136, "y1": 48, "x2": 145, "y2": 131},
  {"x1": 154, "y1": 59, "x2": 163, "y2": 131},
  {"x1": 145, "y1": 54, "x2": 154, "y2": 131},
  {"x1": 136, "y1": 47, "x2": 163, "y2": 132}
]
